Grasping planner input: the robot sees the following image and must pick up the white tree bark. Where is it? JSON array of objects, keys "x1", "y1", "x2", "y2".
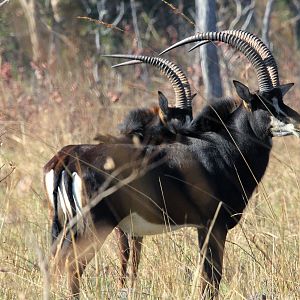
[
  {"x1": 0, "y1": 0, "x2": 10, "y2": 7},
  {"x1": 262, "y1": 0, "x2": 275, "y2": 48},
  {"x1": 195, "y1": 0, "x2": 223, "y2": 102}
]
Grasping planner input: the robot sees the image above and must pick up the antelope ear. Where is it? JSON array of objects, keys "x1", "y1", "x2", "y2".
[
  {"x1": 158, "y1": 91, "x2": 169, "y2": 116},
  {"x1": 278, "y1": 83, "x2": 294, "y2": 96},
  {"x1": 233, "y1": 80, "x2": 252, "y2": 103}
]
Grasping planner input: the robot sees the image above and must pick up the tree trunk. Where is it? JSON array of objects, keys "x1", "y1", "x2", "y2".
[
  {"x1": 288, "y1": 0, "x2": 300, "y2": 50},
  {"x1": 195, "y1": 0, "x2": 223, "y2": 103},
  {"x1": 262, "y1": 0, "x2": 275, "y2": 49},
  {"x1": 18, "y1": 0, "x2": 47, "y2": 64}
]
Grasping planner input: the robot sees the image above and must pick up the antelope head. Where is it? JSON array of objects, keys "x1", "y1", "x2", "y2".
[
  {"x1": 160, "y1": 29, "x2": 300, "y2": 138},
  {"x1": 103, "y1": 54, "x2": 194, "y2": 128}
]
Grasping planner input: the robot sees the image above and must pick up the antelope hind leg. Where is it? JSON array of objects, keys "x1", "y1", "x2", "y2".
[
  {"x1": 197, "y1": 226, "x2": 227, "y2": 299},
  {"x1": 61, "y1": 221, "x2": 116, "y2": 299}
]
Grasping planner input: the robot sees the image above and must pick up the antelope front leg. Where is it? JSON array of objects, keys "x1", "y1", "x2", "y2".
[
  {"x1": 197, "y1": 226, "x2": 227, "y2": 298},
  {"x1": 116, "y1": 228, "x2": 143, "y2": 288},
  {"x1": 131, "y1": 236, "x2": 143, "y2": 287},
  {"x1": 116, "y1": 227, "x2": 130, "y2": 288}
]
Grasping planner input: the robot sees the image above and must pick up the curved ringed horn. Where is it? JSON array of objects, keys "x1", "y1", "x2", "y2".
[
  {"x1": 188, "y1": 30, "x2": 279, "y2": 87},
  {"x1": 227, "y1": 30, "x2": 279, "y2": 87},
  {"x1": 159, "y1": 31, "x2": 273, "y2": 92},
  {"x1": 103, "y1": 54, "x2": 192, "y2": 111}
]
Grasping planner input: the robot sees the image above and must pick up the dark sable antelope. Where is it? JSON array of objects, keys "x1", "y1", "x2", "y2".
[
  {"x1": 44, "y1": 56, "x2": 194, "y2": 288},
  {"x1": 45, "y1": 32, "x2": 300, "y2": 298},
  {"x1": 96, "y1": 31, "x2": 300, "y2": 288}
]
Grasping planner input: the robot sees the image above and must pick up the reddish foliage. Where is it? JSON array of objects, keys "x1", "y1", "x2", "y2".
[{"x1": 0, "y1": 62, "x2": 12, "y2": 84}]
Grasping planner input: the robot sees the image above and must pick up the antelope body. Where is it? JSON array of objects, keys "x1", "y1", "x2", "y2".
[
  {"x1": 44, "y1": 93, "x2": 192, "y2": 288},
  {"x1": 46, "y1": 89, "x2": 300, "y2": 298},
  {"x1": 45, "y1": 55, "x2": 195, "y2": 290}
]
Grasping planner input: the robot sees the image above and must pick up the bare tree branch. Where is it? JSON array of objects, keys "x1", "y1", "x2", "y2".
[
  {"x1": 130, "y1": 0, "x2": 148, "y2": 81},
  {"x1": 289, "y1": 0, "x2": 300, "y2": 49},
  {"x1": 0, "y1": 0, "x2": 9, "y2": 7},
  {"x1": 262, "y1": 0, "x2": 275, "y2": 48},
  {"x1": 130, "y1": 0, "x2": 142, "y2": 50},
  {"x1": 241, "y1": 5, "x2": 254, "y2": 30},
  {"x1": 92, "y1": 1, "x2": 125, "y2": 83},
  {"x1": 229, "y1": 0, "x2": 242, "y2": 30},
  {"x1": 229, "y1": 0, "x2": 255, "y2": 30},
  {"x1": 102, "y1": 1, "x2": 124, "y2": 35},
  {"x1": 241, "y1": 0, "x2": 255, "y2": 16}
]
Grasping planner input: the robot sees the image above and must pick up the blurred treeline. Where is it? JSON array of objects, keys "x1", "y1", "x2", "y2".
[
  {"x1": 1, "y1": 1, "x2": 300, "y2": 73},
  {"x1": 1, "y1": 1, "x2": 196, "y2": 71},
  {"x1": 1, "y1": 0, "x2": 300, "y2": 109}
]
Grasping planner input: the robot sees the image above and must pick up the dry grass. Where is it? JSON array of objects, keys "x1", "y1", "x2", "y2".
[{"x1": 0, "y1": 48, "x2": 300, "y2": 300}]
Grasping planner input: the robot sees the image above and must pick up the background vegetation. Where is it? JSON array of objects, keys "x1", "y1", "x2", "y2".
[{"x1": 0, "y1": 0, "x2": 299, "y2": 299}]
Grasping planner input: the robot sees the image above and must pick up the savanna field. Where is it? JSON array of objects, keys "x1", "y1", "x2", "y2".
[{"x1": 1, "y1": 1, "x2": 300, "y2": 299}]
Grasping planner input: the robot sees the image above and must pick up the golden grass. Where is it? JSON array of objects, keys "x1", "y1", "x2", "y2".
[{"x1": 0, "y1": 62, "x2": 300, "y2": 300}]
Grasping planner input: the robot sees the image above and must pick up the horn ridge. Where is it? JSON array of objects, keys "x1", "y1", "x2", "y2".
[
  {"x1": 212, "y1": 32, "x2": 273, "y2": 91},
  {"x1": 160, "y1": 32, "x2": 273, "y2": 91},
  {"x1": 226, "y1": 30, "x2": 279, "y2": 87},
  {"x1": 104, "y1": 54, "x2": 192, "y2": 110}
]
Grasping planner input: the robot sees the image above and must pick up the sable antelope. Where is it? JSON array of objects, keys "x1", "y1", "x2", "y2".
[
  {"x1": 45, "y1": 31, "x2": 300, "y2": 298},
  {"x1": 44, "y1": 95, "x2": 187, "y2": 289},
  {"x1": 44, "y1": 56, "x2": 195, "y2": 288},
  {"x1": 92, "y1": 30, "x2": 298, "y2": 288}
]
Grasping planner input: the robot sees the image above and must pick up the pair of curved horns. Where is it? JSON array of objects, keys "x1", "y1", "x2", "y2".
[
  {"x1": 105, "y1": 30, "x2": 281, "y2": 112},
  {"x1": 103, "y1": 54, "x2": 192, "y2": 113}
]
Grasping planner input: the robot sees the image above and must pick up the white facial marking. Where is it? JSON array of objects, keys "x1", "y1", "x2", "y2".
[
  {"x1": 118, "y1": 212, "x2": 200, "y2": 237},
  {"x1": 270, "y1": 116, "x2": 298, "y2": 136},
  {"x1": 44, "y1": 169, "x2": 54, "y2": 208}
]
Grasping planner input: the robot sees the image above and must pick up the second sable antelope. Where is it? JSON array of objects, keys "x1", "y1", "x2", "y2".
[{"x1": 45, "y1": 31, "x2": 300, "y2": 298}]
